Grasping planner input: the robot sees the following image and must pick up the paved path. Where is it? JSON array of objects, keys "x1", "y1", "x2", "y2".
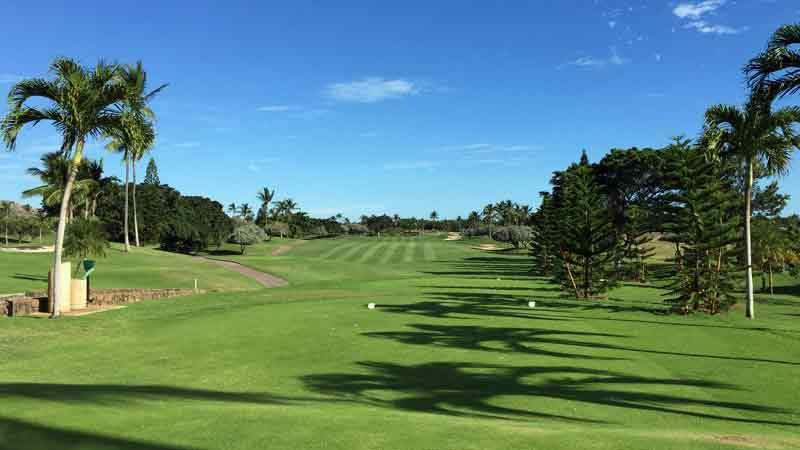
[{"x1": 202, "y1": 258, "x2": 288, "y2": 288}]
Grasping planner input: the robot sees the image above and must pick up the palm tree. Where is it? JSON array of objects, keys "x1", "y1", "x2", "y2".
[
  {"x1": 467, "y1": 210, "x2": 480, "y2": 230},
  {"x1": 24, "y1": 152, "x2": 97, "y2": 220},
  {"x1": 34, "y1": 209, "x2": 53, "y2": 243},
  {"x1": 2, "y1": 58, "x2": 129, "y2": 317},
  {"x1": 257, "y1": 187, "x2": 276, "y2": 226},
  {"x1": 239, "y1": 203, "x2": 254, "y2": 222},
  {"x1": 83, "y1": 160, "x2": 117, "y2": 217},
  {"x1": 430, "y1": 211, "x2": 439, "y2": 231},
  {"x1": 105, "y1": 116, "x2": 154, "y2": 252},
  {"x1": 745, "y1": 24, "x2": 800, "y2": 99},
  {"x1": 704, "y1": 91, "x2": 800, "y2": 319},
  {"x1": 0, "y1": 201, "x2": 11, "y2": 245},
  {"x1": 275, "y1": 199, "x2": 297, "y2": 237},
  {"x1": 518, "y1": 204, "x2": 532, "y2": 225},
  {"x1": 118, "y1": 62, "x2": 167, "y2": 248},
  {"x1": 482, "y1": 203, "x2": 496, "y2": 238}
]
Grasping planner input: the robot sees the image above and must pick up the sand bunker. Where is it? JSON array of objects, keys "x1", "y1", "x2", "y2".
[
  {"x1": 0, "y1": 245, "x2": 54, "y2": 253},
  {"x1": 473, "y1": 244, "x2": 501, "y2": 251},
  {"x1": 444, "y1": 233, "x2": 462, "y2": 241}
]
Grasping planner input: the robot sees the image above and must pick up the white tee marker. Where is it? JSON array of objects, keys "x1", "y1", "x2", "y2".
[
  {"x1": 528, "y1": 301, "x2": 536, "y2": 308},
  {"x1": 367, "y1": 303, "x2": 376, "y2": 310}
]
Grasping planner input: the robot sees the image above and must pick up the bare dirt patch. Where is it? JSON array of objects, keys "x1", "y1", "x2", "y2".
[
  {"x1": 203, "y1": 258, "x2": 288, "y2": 288},
  {"x1": 270, "y1": 239, "x2": 308, "y2": 256}
]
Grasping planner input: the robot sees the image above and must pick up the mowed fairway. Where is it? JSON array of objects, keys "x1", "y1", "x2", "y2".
[{"x1": 1, "y1": 235, "x2": 800, "y2": 450}]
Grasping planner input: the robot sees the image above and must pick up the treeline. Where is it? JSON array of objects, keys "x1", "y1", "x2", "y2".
[
  {"x1": 528, "y1": 140, "x2": 799, "y2": 314},
  {"x1": 21, "y1": 153, "x2": 231, "y2": 254}
]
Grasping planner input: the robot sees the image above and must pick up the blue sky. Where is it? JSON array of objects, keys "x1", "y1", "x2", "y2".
[{"x1": 1, "y1": 0, "x2": 799, "y2": 219}]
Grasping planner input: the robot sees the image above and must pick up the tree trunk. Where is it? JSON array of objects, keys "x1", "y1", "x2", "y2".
[
  {"x1": 768, "y1": 264, "x2": 774, "y2": 296},
  {"x1": 51, "y1": 139, "x2": 84, "y2": 318},
  {"x1": 561, "y1": 249, "x2": 580, "y2": 298},
  {"x1": 133, "y1": 161, "x2": 140, "y2": 247},
  {"x1": 124, "y1": 156, "x2": 131, "y2": 252},
  {"x1": 744, "y1": 159, "x2": 755, "y2": 319}
]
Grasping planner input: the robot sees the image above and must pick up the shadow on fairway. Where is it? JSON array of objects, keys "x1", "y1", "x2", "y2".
[
  {"x1": 364, "y1": 322, "x2": 799, "y2": 366},
  {"x1": 303, "y1": 361, "x2": 797, "y2": 426},
  {"x1": 0, "y1": 383, "x2": 294, "y2": 406},
  {"x1": 204, "y1": 249, "x2": 244, "y2": 256},
  {"x1": 0, "y1": 415, "x2": 198, "y2": 450},
  {"x1": 766, "y1": 284, "x2": 800, "y2": 297},
  {"x1": 423, "y1": 254, "x2": 534, "y2": 279},
  {"x1": 365, "y1": 323, "x2": 628, "y2": 361},
  {"x1": 12, "y1": 273, "x2": 48, "y2": 282}
]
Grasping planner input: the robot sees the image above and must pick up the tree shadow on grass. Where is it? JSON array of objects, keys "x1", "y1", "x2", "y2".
[
  {"x1": 0, "y1": 384, "x2": 349, "y2": 450},
  {"x1": 365, "y1": 324, "x2": 628, "y2": 361},
  {"x1": 303, "y1": 361, "x2": 796, "y2": 426},
  {"x1": 765, "y1": 284, "x2": 800, "y2": 297},
  {"x1": 0, "y1": 415, "x2": 198, "y2": 450},
  {"x1": 380, "y1": 290, "x2": 664, "y2": 324},
  {"x1": 11, "y1": 273, "x2": 48, "y2": 282},
  {"x1": 203, "y1": 249, "x2": 243, "y2": 256},
  {"x1": 0, "y1": 383, "x2": 298, "y2": 407},
  {"x1": 423, "y1": 254, "x2": 534, "y2": 279},
  {"x1": 364, "y1": 323, "x2": 800, "y2": 366}
]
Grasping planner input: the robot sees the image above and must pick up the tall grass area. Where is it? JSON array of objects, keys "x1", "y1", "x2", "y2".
[{"x1": 1, "y1": 235, "x2": 799, "y2": 449}]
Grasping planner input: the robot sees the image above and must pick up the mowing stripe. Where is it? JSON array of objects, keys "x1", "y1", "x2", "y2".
[
  {"x1": 317, "y1": 241, "x2": 357, "y2": 260},
  {"x1": 337, "y1": 242, "x2": 372, "y2": 262},
  {"x1": 379, "y1": 242, "x2": 401, "y2": 264},
  {"x1": 357, "y1": 241, "x2": 387, "y2": 264},
  {"x1": 423, "y1": 242, "x2": 436, "y2": 261},
  {"x1": 403, "y1": 241, "x2": 417, "y2": 263}
]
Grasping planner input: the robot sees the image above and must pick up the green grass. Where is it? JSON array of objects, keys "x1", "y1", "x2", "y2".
[
  {"x1": 0, "y1": 243, "x2": 262, "y2": 293},
  {"x1": 1, "y1": 235, "x2": 799, "y2": 449}
]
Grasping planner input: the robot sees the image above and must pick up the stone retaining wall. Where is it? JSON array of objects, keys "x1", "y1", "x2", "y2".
[{"x1": 1, "y1": 288, "x2": 205, "y2": 316}]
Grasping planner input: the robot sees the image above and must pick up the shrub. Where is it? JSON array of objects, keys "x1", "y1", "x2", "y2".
[
  {"x1": 491, "y1": 226, "x2": 533, "y2": 248},
  {"x1": 228, "y1": 223, "x2": 266, "y2": 255},
  {"x1": 64, "y1": 218, "x2": 109, "y2": 274},
  {"x1": 344, "y1": 223, "x2": 369, "y2": 235},
  {"x1": 462, "y1": 226, "x2": 490, "y2": 238}
]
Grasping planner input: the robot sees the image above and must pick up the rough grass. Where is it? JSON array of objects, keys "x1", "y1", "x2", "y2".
[{"x1": 1, "y1": 235, "x2": 799, "y2": 450}]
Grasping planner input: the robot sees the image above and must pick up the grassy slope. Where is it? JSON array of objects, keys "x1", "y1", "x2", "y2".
[
  {"x1": 1, "y1": 235, "x2": 799, "y2": 450},
  {"x1": 0, "y1": 243, "x2": 261, "y2": 293}
]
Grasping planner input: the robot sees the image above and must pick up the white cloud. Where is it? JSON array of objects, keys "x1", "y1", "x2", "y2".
[
  {"x1": 684, "y1": 20, "x2": 742, "y2": 35},
  {"x1": 247, "y1": 163, "x2": 260, "y2": 172},
  {"x1": 672, "y1": 1, "x2": 743, "y2": 36},
  {"x1": 672, "y1": 0, "x2": 725, "y2": 19},
  {"x1": 257, "y1": 105, "x2": 294, "y2": 112},
  {"x1": 559, "y1": 47, "x2": 630, "y2": 70},
  {"x1": 608, "y1": 21, "x2": 617, "y2": 29},
  {"x1": 326, "y1": 77, "x2": 417, "y2": 103}
]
